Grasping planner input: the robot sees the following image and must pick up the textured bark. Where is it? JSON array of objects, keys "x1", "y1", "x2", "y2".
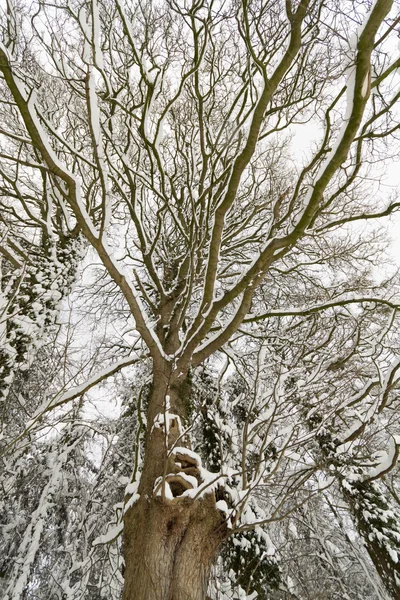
[
  {"x1": 123, "y1": 495, "x2": 226, "y2": 600},
  {"x1": 122, "y1": 372, "x2": 227, "y2": 600}
]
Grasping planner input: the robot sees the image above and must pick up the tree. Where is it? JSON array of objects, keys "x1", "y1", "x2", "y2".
[{"x1": 1, "y1": 0, "x2": 400, "y2": 598}]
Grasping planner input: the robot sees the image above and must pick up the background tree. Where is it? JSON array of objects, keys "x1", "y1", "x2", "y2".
[{"x1": 1, "y1": 0, "x2": 400, "y2": 599}]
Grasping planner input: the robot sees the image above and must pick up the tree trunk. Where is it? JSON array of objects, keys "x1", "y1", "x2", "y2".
[
  {"x1": 123, "y1": 494, "x2": 226, "y2": 600},
  {"x1": 309, "y1": 425, "x2": 400, "y2": 598},
  {"x1": 122, "y1": 366, "x2": 227, "y2": 600},
  {"x1": 342, "y1": 481, "x2": 400, "y2": 600}
]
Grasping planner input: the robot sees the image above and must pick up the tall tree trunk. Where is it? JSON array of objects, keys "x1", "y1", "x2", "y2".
[
  {"x1": 123, "y1": 494, "x2": 225, "y2": 600},
  {"x1": 122, "y1": 366, "x2": 228, "y2": 600},
  {"x1": 341, "y1": 480, "x2": 400, "y2": 600},
  {"x1": 309, "y1": 426, "x2": 400, "y2": 598}
]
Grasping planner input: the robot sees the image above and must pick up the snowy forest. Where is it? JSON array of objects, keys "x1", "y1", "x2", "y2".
[{"x1": 1, "y1": 0, "x2": 400, "y2": 598}]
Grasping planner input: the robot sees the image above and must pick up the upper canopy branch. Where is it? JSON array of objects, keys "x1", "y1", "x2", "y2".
[
  {"x1": 186, "y1": 0, "x2": 395, "y2": 365},
  {"x1": 0, "y1": 43, "x2": 167, "y2": 365}
]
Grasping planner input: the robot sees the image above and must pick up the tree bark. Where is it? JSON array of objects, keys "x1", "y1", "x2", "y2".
[
  {"x1": 122, "y1": 369, "x2": 228, "y2": 600},
  {"x1": 123, "y1": 494, "x2": 226, "y2": 600}
]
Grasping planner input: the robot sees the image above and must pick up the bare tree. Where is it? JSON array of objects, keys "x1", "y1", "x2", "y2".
[{"x1": 1, "y1": 0, "x2": 400, "y2": 598}]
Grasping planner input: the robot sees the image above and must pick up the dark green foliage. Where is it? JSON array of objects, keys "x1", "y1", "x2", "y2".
[{"x1": 222, "y1": 529, "x2": 282, "y2": 599}]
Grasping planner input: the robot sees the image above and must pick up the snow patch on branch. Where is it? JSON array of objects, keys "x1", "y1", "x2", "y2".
[
  {"x1": 153, "y1": 411, "x2": 183, "y2": 436},
  {"x1": 170, "y1": 446, "x2": 202, "y2": 466},
  {"x1": 92, "y1": 522, "x2": 124, "y2": 546},
  {"x1": 367, "y1": 437, "x2": 400, "y2": 481}
]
